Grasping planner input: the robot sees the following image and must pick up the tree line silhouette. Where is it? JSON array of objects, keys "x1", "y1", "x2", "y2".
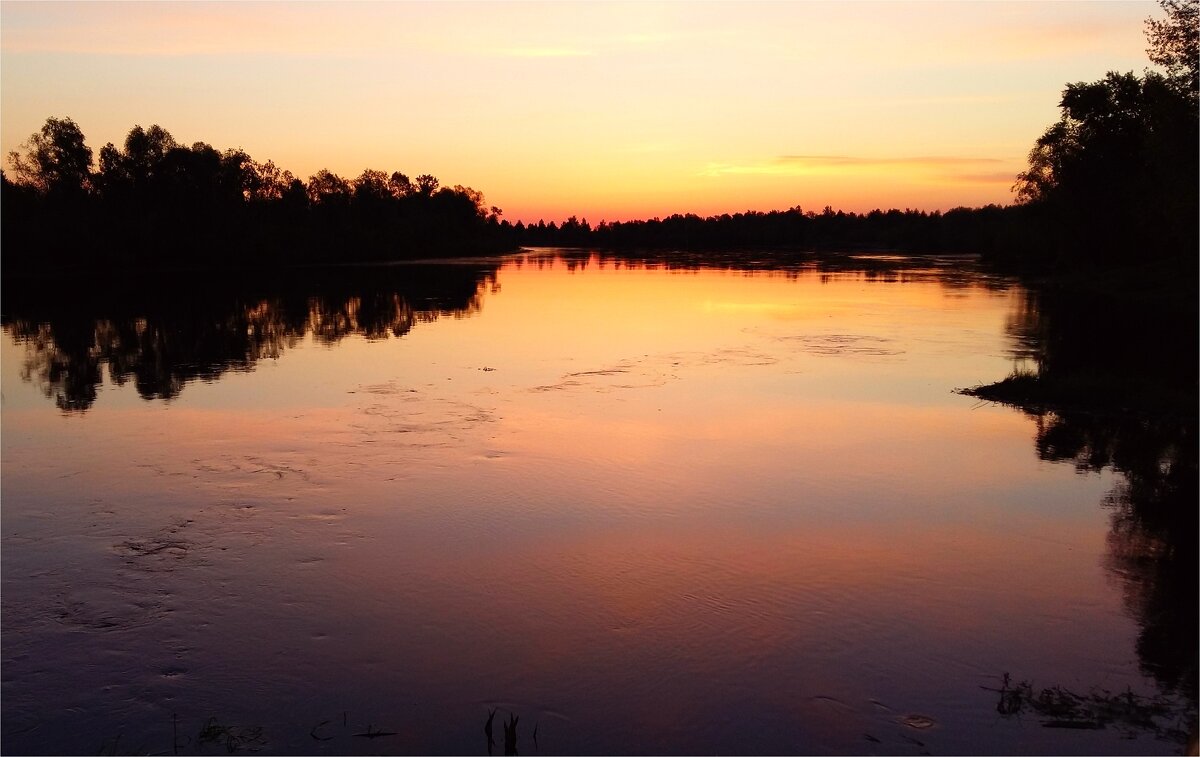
[
  {"x1": 505, "y1": 205, "x2": 1026, "y2": 258},
  {"x1": 0, "y1": 120, "x2": 1026, "y2": 273},
  {"x1": 2, "y1": 122, "x2": 511, "y2": 272},
  {"x1": 507, "y1": 2, "x2": 1197, "y2": 276},
  {"x1": 3, "y1": 1, "x2": 1194, "y2": 277}
]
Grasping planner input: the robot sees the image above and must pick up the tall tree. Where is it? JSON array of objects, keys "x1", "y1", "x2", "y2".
[
  {"x1": 306, "y1": 169, "x2": 352, "y2": 205},
  {"x1": 1013, "y1": 1, "x2": 1199, "y2": 265},
  {"x1": 1145, "y1": 0, "x2": 1198, "y2": 99},
  {"x1": 6, "y1": 117, "x2": 93, "y2": 197},
  {"x1": 122, "y1": 124, "x2": 177, "y2": 186}
]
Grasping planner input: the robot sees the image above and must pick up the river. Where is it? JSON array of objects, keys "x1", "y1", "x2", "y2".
[{"x1": 1, "y1": 249, "x2": 1193, "y2": 755}]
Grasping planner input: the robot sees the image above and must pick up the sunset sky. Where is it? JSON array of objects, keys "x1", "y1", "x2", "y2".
[{"x1": 1, "y1": 1, "x2": 1157, "y2": 223}]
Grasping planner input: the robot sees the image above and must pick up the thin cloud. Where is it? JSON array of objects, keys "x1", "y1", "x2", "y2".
[
  {"x1": 953, "y1": 172, "x2": 1021, "y2": 185},
  {"x1": 701, "y1": 154, "x2": 1008, "y2": 178},
  {"x1": 616, "y1": 142, "x2": 682, "y2": 155},
  {"x1": 495, "y1": 47, "x2": 594, "y2": 58},
  {"x1": 620, "y1": 31, "x2": 679, "y2": 46},
  {"x1": 700, "y1": 155, "x2": 1018, "y2": 189},
  {"x1": 776, "y1": 155, "x2": 1005, "y2": 168}
]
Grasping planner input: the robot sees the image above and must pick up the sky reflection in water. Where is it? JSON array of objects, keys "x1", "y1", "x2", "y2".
[{"x1": 0, "y1": 252, "x2": 1185, "y2": 755}]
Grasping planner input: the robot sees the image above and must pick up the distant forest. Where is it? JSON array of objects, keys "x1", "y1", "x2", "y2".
[
  {"x1": 3, "y1": 0, "x2": 1194, "y2": 276},
  {"x1": 531, "y1": 0, "x2": 1197, "y2": 272}
]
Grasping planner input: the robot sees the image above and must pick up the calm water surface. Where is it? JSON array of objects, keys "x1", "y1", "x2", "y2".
[{"x1": 1, "y1": 251, "x2": 1192, "y2": 754}]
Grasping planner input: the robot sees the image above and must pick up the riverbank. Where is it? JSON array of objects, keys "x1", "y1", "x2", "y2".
[{"x1": 962, "y1": 255, "x2": 1197, "y2": 420}]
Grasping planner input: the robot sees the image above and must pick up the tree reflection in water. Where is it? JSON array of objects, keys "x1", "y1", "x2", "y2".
[
  {"x1": 1, "y1": 262, "x2": 500, "y2": 412},
  {"x1": 3, "y1": 250, "x2": 999, "y2": 413},
  {"x1": 984, "y1": 282, "x2": 1197, "y2": 750},
  {"x1": 4, "y1": 252, "x2": 1195, "y2": 750}
]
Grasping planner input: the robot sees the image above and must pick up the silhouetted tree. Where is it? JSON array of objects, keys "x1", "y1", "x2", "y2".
[
  {"x1": 220, "y1": 148, "x2": 258, "y2": 200},
  {"x1": 389, "y1": 171, "x2": 415, "y2": 198},
  {"x1": 414, "y1": 173, "x2": 439, "y2": 196},
  {"x1": 1012, "y1": 0, "x2": 1198, "y2": 268},
  {"x1": 306, "y1": 169, "x2": 352, "y2": 205},
  {"x1": 353, "y1": 169, "x2": 391, "y2": 203},
  {"x1": 123, "y1": 124, "x2": 177, "y2": 186},
  {"x1": 6, "y1": 116, "x2": 93, "y2": 197},
  {"x1": 1145, "y1": 0, "x2": 1198, "y2": 100},
  {"x1": 248, "y1": 159, "x2": 297, "y2": 201}
]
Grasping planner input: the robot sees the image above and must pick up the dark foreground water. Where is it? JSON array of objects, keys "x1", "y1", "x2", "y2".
[{"x1": 2, "y1": 250, "x2": 1194, "y2": 755}]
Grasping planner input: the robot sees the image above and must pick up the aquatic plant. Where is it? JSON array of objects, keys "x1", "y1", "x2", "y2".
[{"x1": 985, "y1": 672, "x2": 1194, "y2": 747}]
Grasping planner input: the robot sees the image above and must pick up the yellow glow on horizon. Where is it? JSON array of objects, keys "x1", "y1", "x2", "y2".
[{"x1": 1, "y1": 0, "x2": 1157, "y2": 222}]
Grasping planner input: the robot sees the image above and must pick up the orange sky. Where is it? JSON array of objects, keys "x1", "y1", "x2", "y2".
[{"x1": 0, "y1": 1, "x2": 1157, "y2": 222}]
